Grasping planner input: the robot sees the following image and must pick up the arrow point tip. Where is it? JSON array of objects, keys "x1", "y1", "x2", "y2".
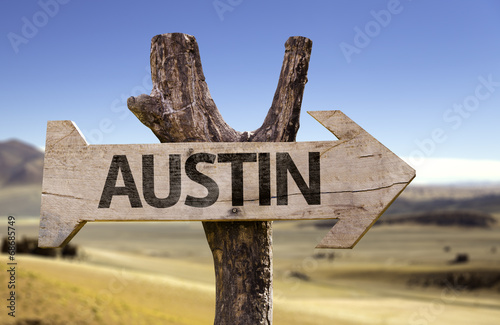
[{"x1": 38, "y1": 212, "x2": 86, "y2": 248}]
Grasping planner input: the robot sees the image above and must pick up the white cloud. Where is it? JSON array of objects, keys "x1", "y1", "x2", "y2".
[{"x1": 402, "y1": 157, "x2": 500, "y2": 184}]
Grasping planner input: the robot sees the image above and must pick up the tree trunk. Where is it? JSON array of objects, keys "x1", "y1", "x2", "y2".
[{"x1": 128, "y1": 33, "x2": 312, "y2": 324}]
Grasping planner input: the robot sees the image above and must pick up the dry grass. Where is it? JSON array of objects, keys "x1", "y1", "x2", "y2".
[
  {"x1": 1, "y1": 216, "x2": 499, "y2": 324},
  {"x1": 0, "y1": 255, "x2": 215, "y2": 325}
]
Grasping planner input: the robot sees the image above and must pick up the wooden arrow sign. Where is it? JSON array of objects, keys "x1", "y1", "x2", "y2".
[{"x1": 39, "y1": 110, "x2": 415, "y2": 249}]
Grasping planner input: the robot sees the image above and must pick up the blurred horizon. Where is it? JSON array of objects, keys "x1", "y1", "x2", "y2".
[{"x1": 3, "y1": 135, "x2": 500, "y2": 185}]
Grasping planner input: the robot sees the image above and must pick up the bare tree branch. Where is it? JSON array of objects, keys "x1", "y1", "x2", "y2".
[{"x1": 127, "y1": 33, "x2": 312, "y2": 325}]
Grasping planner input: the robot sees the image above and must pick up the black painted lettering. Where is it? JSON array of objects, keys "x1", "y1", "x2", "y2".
[
  {"x1": 185, "y1": 153, "x2": 219, "y2": 208},
  {"x1": 218, "y1": 153, "x2": 257, "y2": 206},
  {"x1": 259, "y1": 153, "x2": 271, "y2": 206},
  {"x1": 142, "y1": 154, "x2": 181, "y2": 208},
  {"x1": 98, "y1": 155, "x2": 142, "y2": 208},
  {"x1": 276, "y1": 152, "x2": 320, "y2": 205}
]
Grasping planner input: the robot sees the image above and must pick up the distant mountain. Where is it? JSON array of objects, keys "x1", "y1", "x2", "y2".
[
  {"x1": 0, "y1": 139, "x2": 44, "y2": 188},
  {"x1": 375, "y1": 210, "x2": 497, "y2": 228},
  {"x1": 385, "y1": 189, "x2": 500, "y2": 215},
  {"x1": 0, "y1": 139, "x2": 44, "y2": 216}
]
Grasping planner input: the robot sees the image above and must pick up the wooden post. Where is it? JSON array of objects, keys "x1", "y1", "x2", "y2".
[{"x1": 128, "y1": 33, "x2": 312, "y2": 324}]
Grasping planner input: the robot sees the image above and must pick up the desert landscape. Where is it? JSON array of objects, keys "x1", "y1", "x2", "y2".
[
  {"x1": 1, "y1": 139, "x2": 500, "y2": 324},
  {"x1": 3, "y1": 1, "x2": 500, "y2": 324}
]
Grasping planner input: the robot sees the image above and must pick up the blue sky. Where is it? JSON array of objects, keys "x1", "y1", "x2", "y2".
[{"x1": 1, "y1": 0, "x2": 500, "y2": 184}]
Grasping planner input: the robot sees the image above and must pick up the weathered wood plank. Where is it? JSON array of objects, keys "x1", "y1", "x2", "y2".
[
  {"x1": 38, "y1": 33, "x2": 415, "y2": 325},
  {"x1": 39, "y1": 110, "x2": 415, "y2": 248}
]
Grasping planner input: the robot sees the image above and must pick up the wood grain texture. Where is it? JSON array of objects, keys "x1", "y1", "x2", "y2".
[
  {"x1": 127, "y1": 33, "x2": 240, "y2": 143},
  {"x1": 127, "y1": 33, "x2": 313, "y2": 325},
  {"x1": 127, "y1": 33, "x2": 312, "y2": 144},
  {"x1": 38, "y1": 33, "x2": 414, "y2": 324},
  {"x1": 39, "y1": 111, "x2": 415, "y2": 248}
]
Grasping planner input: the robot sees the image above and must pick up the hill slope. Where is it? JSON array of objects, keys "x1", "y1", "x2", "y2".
[
  {"x1": 0, "y1": 139, "x2": 43, "y2": 216},
  {"x1": 0, "y1": 139, "x2": 43, "y2": 187}
]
